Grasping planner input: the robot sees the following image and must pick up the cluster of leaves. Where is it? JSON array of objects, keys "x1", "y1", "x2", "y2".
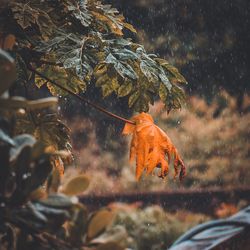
[
  {"x1": 1, "y1": 0, "x2": 186, "y2": 112},
  {"x1": 0, "y1": 117, "x2": 124, "y2": 250},
  {"x1": 0, "y1": 47, "x2": 72, "y2": 175},
  {"x1": 0, "y1": 49, "x2": 123, "y2": 250}
]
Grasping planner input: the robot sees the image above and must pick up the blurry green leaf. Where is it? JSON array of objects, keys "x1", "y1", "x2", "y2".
[
  {"x1": 87, "y1": 209, "x2": 114, "y2": 240},
  {"x1": 159, "y1": 83, "x2": 168, "y2": 102},
  {"x1": 62, "y1": 175, "x2": 90, "y2": 196},
  {"x1": 0, "y1": 49, "x2": 16, "y2": 95},
  {"x1": 39, "y1": 194, "x2": 76, "y2": 208},
  {"x1": 11, "y1": 1, "x2": 55, "y2": 38},
  {"x1": 0, "y1": 128, "x2": 15, "y2": 146},
  {"x1": 133, "y1": 95, "x2": 150, "y2": 112},
  {"x1": 96, "y1": 74, "x2": 109, "y2": 87},
  {"x1": 10, "y1": 134, "x2": 36, "y2": 162},
  {"x1": 94, "y1": 63, "x2": 108, "y2": 78},
  {"x1": 156, "y1": 58, "x2": 187, "y2": 84},
  {"x1": 117, "y1": 82, "x2": 133, "y2": 97},
  {"x1": 11, "y1": 2, "x2": 38, "y2": 29},
  {"x1": 15, "y1": 112, "x2": 72, "y2": 154},
  {"x1": 128, "y1": 91, "x2": 140, "y2": 108},
  {"x1": 123, "y1": 22, "x2": 137, "y2": 33},
  {"x1": 101, "y1": 84, "x2": 114, "y2": 98}
]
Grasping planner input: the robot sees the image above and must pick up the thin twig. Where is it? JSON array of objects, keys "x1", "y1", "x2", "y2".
[{"x1": 27, "y1": 65, "x2": 135, "y2": 125}]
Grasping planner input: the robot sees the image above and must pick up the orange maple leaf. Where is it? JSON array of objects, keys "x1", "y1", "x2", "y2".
[{"x1": 122, "y1": 112, "x2": 186, "y2": 181}]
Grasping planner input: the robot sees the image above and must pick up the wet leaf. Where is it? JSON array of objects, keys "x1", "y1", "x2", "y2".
[
  {"x1": 159, "y1": 83, "x2": 168, "y2": 102},
  {"x1": 156, "y1": 58, "x2": 187, "y2": 84},
  {"x1": 122, "y1": 112, "x2": 186, "y2": 180},
  {"x1": 117, "y1": 82, "x2": 133, "y2": 97},
  {"x1": 101, "y1": 84, "x2": 114, "y2": 98},
  {"x1": 128, "y1": 91, "x2": 140, "y2": 108}
]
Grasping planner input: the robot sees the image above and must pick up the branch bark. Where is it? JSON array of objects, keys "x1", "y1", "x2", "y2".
[{"x1": 27, "y1": 65, "x2": 135, "y2": 125}]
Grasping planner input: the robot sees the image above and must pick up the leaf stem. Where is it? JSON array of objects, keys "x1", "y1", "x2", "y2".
[{"x1": 27, "y1": 65, "x2": 135, "y2": 125}]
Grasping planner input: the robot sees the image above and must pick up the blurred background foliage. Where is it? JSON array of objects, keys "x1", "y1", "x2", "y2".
[{"x1": 66, "y1": 91, "x2": 250, "y2": 193}]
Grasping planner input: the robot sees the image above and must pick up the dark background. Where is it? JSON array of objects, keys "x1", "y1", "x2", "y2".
[{"x1": 105, "y1": 0, "x2": 250, "y2": 108}]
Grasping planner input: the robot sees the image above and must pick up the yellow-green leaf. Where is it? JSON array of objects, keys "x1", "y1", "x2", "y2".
[
  {"x1": 128, "y1": 90, "x2": 140, "y2": 107},
  {"x1": 159, "y1": 83, "x2": 168, "y2": 102},
  {"x1": 101, "y1": 84, "x2": 114, "y2": 97},
  {"x1": 61, "y1": 175, "x2": 90, "y2": 196},
  {"x1": 117, "y1": 82, "x2": 133, "y2": 97},
  {"x1": 87, "y1": 209, "x2": 114, "y2": 240}
]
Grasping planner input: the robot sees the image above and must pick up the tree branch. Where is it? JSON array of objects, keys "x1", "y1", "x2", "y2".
[{"x1": 27, "y1": 65, "x2": 135, "y2": 125}]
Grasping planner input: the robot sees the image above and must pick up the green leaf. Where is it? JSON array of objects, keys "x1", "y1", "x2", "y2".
[
  {"x1": 102, "y1": 84, "x2": 114, "y2": 97},
  {"x1": 156, "y1": 58, "x2": 187, "y2": 84},
  {"x1": 39, "y1": 194, "x2": 75, "y2": 208},
  {"x1": 105, "y1": 53, "x2": 137, "y2": 80},
  {"x1": 117, "y1": 82, "x2": 133, "y2": 97},
  {"x1": 140, "y1": 61, "x2": 158, "y2": 82},
  {"x1": 159, "y1": 83, "x2": 168, "y2": 102},
  {"x1": 11, "y1": 2, "x2": 38, "y2": 29},
  {"x1": 35, "y1": 65, "x2": 86, "y2": 96},
  {"x1": 67, "y1": 0, "x2": 92, "y2": 27},
  {"x1": 128, "y1": 91, "x2": 140, "y2": 108},
  {"x1": 15, "y1": 112, "x2": 72, "y2": 154},
  {"x1": 159, "y1": 73, "x2": 172, "y2": 91},
  {"x1": 10, "y1": 3, "x2": 52, "y2": 39},
  {"x1": 94, "y1": 63, "x2": 108, "y2": 78}
]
